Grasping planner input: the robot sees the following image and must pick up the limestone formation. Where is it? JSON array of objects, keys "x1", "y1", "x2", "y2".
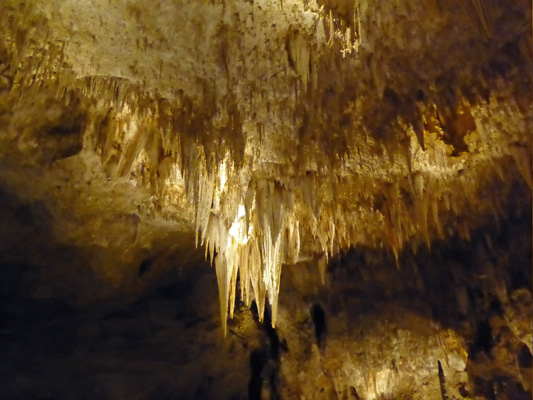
[{"x1": 0, "y1": 0, "x2": 530, "y2": 399}]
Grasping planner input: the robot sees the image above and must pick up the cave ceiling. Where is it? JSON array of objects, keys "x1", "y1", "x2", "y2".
[{"x1": 0, "y1": 0, "x2": 531, "y2": 330}]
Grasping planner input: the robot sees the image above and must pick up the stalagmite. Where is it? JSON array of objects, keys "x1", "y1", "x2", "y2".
[
  {"x1": 438, "y1": 360, "x2": 450, "y2": 400},
  {"x1": 412, "y1": 119, "x2": 425, "y2": 150}
]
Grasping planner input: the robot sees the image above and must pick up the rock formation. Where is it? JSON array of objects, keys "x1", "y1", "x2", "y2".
[{"x1": 0, "y1": 0, "x2": 531, "y2": 399}]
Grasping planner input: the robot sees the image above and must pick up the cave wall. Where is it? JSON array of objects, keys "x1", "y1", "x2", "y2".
[
  {"x1": 0, "y1": 205, "x2": 530, "y2": 399},
  {"x1": 0, "y1": 0, "x2": 531, "y2": 399}
]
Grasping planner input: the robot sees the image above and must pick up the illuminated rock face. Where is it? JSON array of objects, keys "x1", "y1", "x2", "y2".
[{"x1": 0, "y1": 0, "x2": 531, "y2": 399}]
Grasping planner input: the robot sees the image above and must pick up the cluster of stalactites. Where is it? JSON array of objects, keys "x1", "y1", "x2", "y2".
[
  {"x1": 171, "y1": 97, "x2": 532, "y2": 333},
  {"x1": 187, "y1": 152, "x2": 303, "y2": 334},
  {"x1": 0, "y1": 18, "x2": 303, "y2": 333}
]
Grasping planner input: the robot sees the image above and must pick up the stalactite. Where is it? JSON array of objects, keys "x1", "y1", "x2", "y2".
[
  {"x1": 510, "y1": 145, "x2": 532, "y2": 188},
  {"x1": 327, "y1": 9, "x2": 334, "y2": 48},
  {"x1": 464, "y1": 0, "x2": 493, "y2": 38},
  {"x1": 288, "y1": 33, "x2": 310, "y2": 92}
]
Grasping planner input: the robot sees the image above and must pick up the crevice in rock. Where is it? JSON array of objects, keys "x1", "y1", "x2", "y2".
[{"x1": 311, "y1": 303, "x2": 327, "y2": 349}]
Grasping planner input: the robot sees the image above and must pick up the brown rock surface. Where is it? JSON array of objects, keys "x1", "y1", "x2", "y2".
[{"x1": 0, "y1": 0, "x2": 531, "y2": 399}]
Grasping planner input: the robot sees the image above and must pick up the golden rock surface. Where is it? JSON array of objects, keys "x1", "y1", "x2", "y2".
[{"x1": 0, "y1": 1, "x2": 530, "y2": 398}]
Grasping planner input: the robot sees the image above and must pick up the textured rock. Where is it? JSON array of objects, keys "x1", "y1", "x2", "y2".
[{"x1": 0, "y1": 0, "x2": 531, "y2": 399}]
